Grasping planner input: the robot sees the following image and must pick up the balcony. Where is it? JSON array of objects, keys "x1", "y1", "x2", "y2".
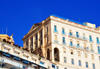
[
  {"x1": 62, "y1": 42, "x2": 67, "y2": 45},
  {"x1": 69, "y1": 44, "x2": 89, "y2": 50},
  {"x1": 89, "y1": 40, "x2": 93, "y2": 42},
  {"x1": 90, "y1": 49, "x2": 94, "y2": 52},
  {"x1": 54, "y1": 40, "x2": 58, "y2": 43},
  {"x1": 83, "y1": 37, "x2": 88, "y2": 40},
  {"x1": 69, "y1": 44, "x2": 73, "y2": 46},
  {"x1": 68, "y1": 33, "x2": 88, "y2": 41}
]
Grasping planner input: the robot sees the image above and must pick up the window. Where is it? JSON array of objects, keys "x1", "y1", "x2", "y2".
[
  {"x1": 76, "y1": 32, "x2": 79, "y2": 38},
  {"x1": 86, "y1": 62, "x2": 88, "y2": 68},
  {"x1": 54, "y1": 25, "x2": 57, "y2": 32},
  {"x1": 77, "y1": 44, "x2": 79, "y2": 48},
  {"x1": 35, "y1": 34, "x2": 38, "y2": 40},
  {"x1": 78, "y1": 51, "x2": 81, "y2": 56},
  {"x1": 98, "y1": 46, "x2": 100, "y2": 54},
  {"x1": 70, "y1": 39, "x2": 73, "y2": 46},
  {"x1": 92, "y1": 63, "x2": 95, "y2": 69},
  {"x1": 90, "y1": 44, "x2": 93, "y2": 50},
  {"x1": 40, "y1": 30, "x2": 42, "y2": 38},
  {"x1": 63, "y1": 47, "x2": 66, "y2": 53},
  {"x1": 79, "y1": 60, "x2": 81, "y2": 66},
  {"x1": 30, "y1": 37, "x2": 33, "y2": 46},
  {"x1": 97, "y1": 37, "x2": 99, "y2": 44},
  {"x1": 52, "y1": 64, "x2": 55, "y2": 68},
  {"x1": 46, "y1": 27, "x2": 48, "y2": 33},
  {"x1": 91, "y1": 54, "x2": 94, "y2": 60},
  {"x1": 85, "y1": 53, "x2": 87, "y2": 58},
  {"x1": 90, "y1": 44, "x2": 94, "y2": 52},
  {"x1": 77, "y1": 41, "x2": 79, "y2": 48},
  {"x1": 62, "y1": 28, "x2": 65, "y2": 34},
  {"x1": 55, "y1": 35, "x2": 57, "y2": 40},
  {"x1": 26, "y1": 41, "x2": 28, "y2": 48},
  {"x1": 71, "y1": 59, "x2": 74, "y2": 65},
  {"x1": 40, "y1": 61, "x2": 44, "y2": 66},
  {"x1": 62, "y1": 37, "x2": 65, "y2": 44},
  {"x1": 71, "y1": 49, "x2": 73, "y2": 54},
  {"x1": 57, "y1": 66, "x2": 59, "y2": 69},
  {"x1": 89, "y1": 35, "x2": 92, "y2": 42},
  {"x1": 54, "y1": 48, "x2": 59, "y2": 62},
  {"x1": 64, "y1": 57, "x2": 66, "y2": 63},
  {"x1": 69, "y1": 30, "x2": 72, "y2": 36}
]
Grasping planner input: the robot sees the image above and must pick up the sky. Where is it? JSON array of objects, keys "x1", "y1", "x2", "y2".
[{"x1": 0, "y1": 0, "x2": 100, "y2": 47}]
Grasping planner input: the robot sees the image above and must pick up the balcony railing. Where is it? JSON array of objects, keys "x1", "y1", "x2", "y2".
[
  {"x1": 54, "y1": 40, "x2": 58, "y2": 43},
  {"x1": 90, "y1": 49, "x2": 94, "y2": 52},
  {"x1": 68, "y1": 33, "x2": 88, "y2": 41},
  {"x1": 62, "y1": 42, "x2": 67, "y2": 45},
  {"x1": 69, "y1": 44, "x2": 89, "y2": 50},
  {"x1": 68, "y1": 33, "x2": 73, "y2": 36},
  {"x1": 83, "y1": 37, "x2": 88, "y2": 40},
  {"x1": 89, "y1": 40, "x2": 93, "y2": 42},
  {"x1": 69, "y1": 44, "x2": 73, "y2": 46}
]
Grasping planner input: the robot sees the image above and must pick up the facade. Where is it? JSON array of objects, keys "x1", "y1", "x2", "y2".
[
  {"x1": 0, "y1": 34, "x2": 48, "y2": 69},
  {"x1": 22, "y1": 15, "x2": 100, "y2": 69}
]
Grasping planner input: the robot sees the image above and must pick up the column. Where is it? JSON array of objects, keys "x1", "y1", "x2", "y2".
[
  {"x1": 32, "y1": 36, "x2": 34, "y2": 50},
  {"x1": 28, "y1": 38, "x2": 31, "y2": 50},
  {"x1": 23, "y1": 41, "x2": 26, "y2": 48},
  {"x1": 42, "y1": 25, "x2": 46, "y2": 57}
]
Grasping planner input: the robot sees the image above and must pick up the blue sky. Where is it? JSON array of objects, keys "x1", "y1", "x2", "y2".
[{"x1": 0, "y1": 0, "x2": 100, "y2": 47}]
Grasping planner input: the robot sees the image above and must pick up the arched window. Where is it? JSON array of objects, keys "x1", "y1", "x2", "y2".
[
  {"x1": 54, "y1": 48, "x2": 60, "y2": 61},
  {"x1": 71, "y1": 49, "x2": 73, "y2": 54},
  {"x1": 47, "y1": 49, "x2": 50, "y2": 60}
]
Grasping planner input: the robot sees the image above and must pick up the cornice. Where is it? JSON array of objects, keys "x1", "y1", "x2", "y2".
[{"x1": 50, "y1": 16, "x2": 100, "y2": 34}]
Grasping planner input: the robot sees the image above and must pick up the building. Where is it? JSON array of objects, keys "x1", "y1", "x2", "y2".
[
  {"x1": 0, "y1": 34, "x2": 48, "y2": 69},
  {"x1": 22, "y1": 15, "x2": 100, "y2": 69}
]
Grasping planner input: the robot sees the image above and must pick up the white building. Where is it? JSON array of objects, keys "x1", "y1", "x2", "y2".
[{"x1": 23, "y1": 15, "x2": 100, "y2": 69}]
